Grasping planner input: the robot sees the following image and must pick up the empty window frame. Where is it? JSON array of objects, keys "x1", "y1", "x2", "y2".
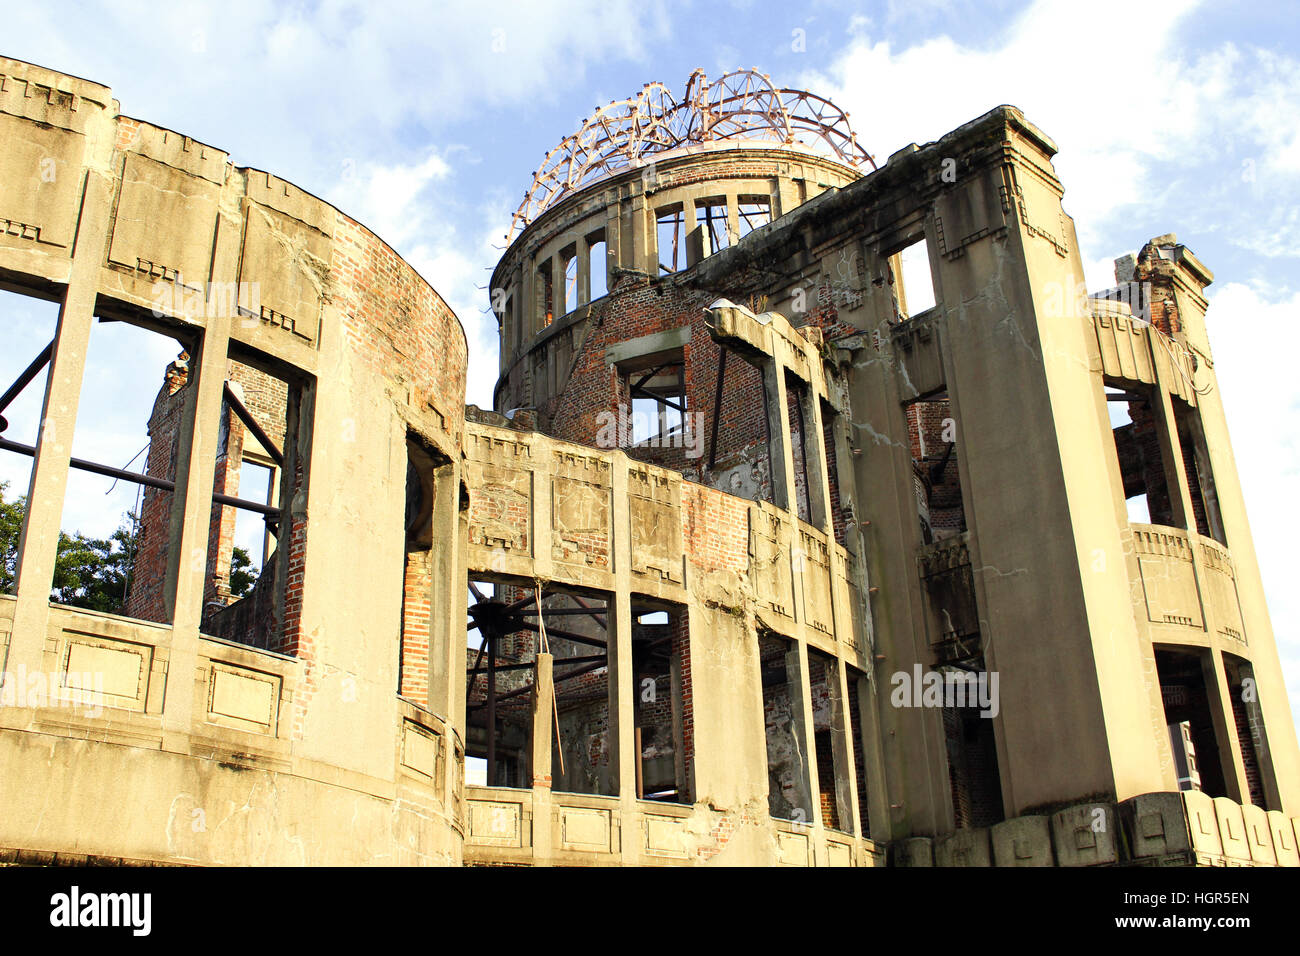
[
  {"x1": 626, "y1": 361, "x2": 686, "y2": 446},
  {"x1": 701, "y1": 343, "x2": 777, "y2": 505},
  {"x1": 905, "y1": 394, "x2": 964, "y2": 543},
  {"x1": 737, "y1": 196, "x2": 772, "y2": 240},
  {"x1": 657, "y1": 204, "x2": 686, "y2": 275},
  {"x1": 199, "y1": 349, "x2": 309, "y2": 654},
  {"x1": 633, "y1": 603, "x2": 693, "y2": 804},
  {"x1": 55, "y1": 314, "x2": 195, "y2": 623},
  {"x1": 894, "y1": 238, "x2": 937, "y2": 320},
  {"x1": 807, "y1": 647, "x2": 854, "y2": 833},
  {"x1": 820, "y1": 399, "x2": 847, "y2": 546},
  {"x1": 465, "y1": 580, "x2": 613, "y2": 794},
  {"x1": 1156, "y1": 648, "x2": 1229, "y2": 798},
  {"x1": 587, "y1": 232, "x2": 608, "y2": 300},
  {"x1": 696, "y1": 198, "x2": 730, "y2": 256},
  {"x1": 465, "y1": 577, "x2": 538, "y2": 789},
  {"x1": 400, "y1": 438, "x2": 439, "y2": 702},
  {"x1": 0, "y1": 289, "x2": 61, "y2": 597},
  {"x1": 1173, "y1": 399, "x2": 1225, "y2": 544},
  {"x1": 846, "y1": 668, "x2": 872, "y2": 836},
  {"x1": 503, "y1": 293, "x2": 516, "y2": 359},
  {"x1": 759, "y1": 630, "x2": 813, "y2": 824},
  {"x1": 562, "y1": 247, "x2": 579, "y2": 315},
  {"x1": 1105, "y1": 383, "x2": 1176, "y2": 527},
  {"x1": 784, "y1": 373, "x2": 826, "y2": 526},
  {"x1": 538, "y1": 260, "x2": 554, "y2": 330},
  {"x1": 547, "y1": 589, "x2": 616, "y2": 795}
]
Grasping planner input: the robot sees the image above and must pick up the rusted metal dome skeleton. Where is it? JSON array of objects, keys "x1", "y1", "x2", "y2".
[{"x1": 508, "y1": 69, "x2": 875, "y2": 241}]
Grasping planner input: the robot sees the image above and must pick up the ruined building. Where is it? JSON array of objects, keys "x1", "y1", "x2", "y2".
[{"x1": 0, "y1": 56, "x2": 1297, "y2": 866}]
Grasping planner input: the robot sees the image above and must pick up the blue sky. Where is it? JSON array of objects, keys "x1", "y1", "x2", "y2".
[{"x1": 3, "y1": 0, "x2": 1300, "y2": 729}]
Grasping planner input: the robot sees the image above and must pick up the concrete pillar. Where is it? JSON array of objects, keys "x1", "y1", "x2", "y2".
[
  {"x1": 451, "y1": 504, "x2": 469, "y2": 815},
  {"x1": 531, "y1": 653, "x2": 554, "y2": 787},
  {"x1": 609, "y1": 457, "x2": 640, "y2": 861},
  {"x1": 777, "y1": 177, "x2": 799, "y2": 220},
  {"x1": 531, "y1": 444, "x2": 553, "y2": 582},
  {"x1": 531, "y1": 652, "x2": 554, "y2": 866},
  {"x1": 8, "y1": 172, "x2": 113, "y2": 680},
  {"x1": 577, "y1": 239, "x2": 591, "y2": 307},
  {"x1": 550, "y1": 255, "x2": 563, "y2": 325},
  {"x1": 427, "y1": 461, "x2": 464, "y2": 725},
  {"x1": 160, "y1": 313, "x2": 231, "y2": 743},
  {"x1": 519, "y1": 261, "x2": 536, "y2": 347},
  {"x1": 604, "y1": 205, "x2": 621, "y2": 277}
]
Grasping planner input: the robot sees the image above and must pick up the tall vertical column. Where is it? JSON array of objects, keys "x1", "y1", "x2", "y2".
[
  {"x1": 426, "y1": 461, "x2": 463, "y2": 723},
  {"x1": 9, "y1": 171, "x2": 113, "y2": 681},
  {"x1": 161, "y1": 314, "x2": 231, "y2": 744},
  {"x1": 550, "y1": 255, "x2": 563, "y2": 326},
  {"x1": 609, "y1": 456, "x2": 640, "y2": 862},
  {"x1": 531, "y1": 652, "x2": 554, "y2": 865},
  {"x1": 577, "y1": 238, "x2": 591, "y2": 307}
]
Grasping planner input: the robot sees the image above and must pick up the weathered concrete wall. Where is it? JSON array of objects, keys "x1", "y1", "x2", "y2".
[{"x1": 0, "y1": 56, "x2": 467, "y2": 866}]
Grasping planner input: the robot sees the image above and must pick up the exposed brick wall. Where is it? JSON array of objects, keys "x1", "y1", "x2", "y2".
[
  {"x1": 675, "y1": 610, "x2": 694, "y2": 801},
  {"x1": 1229, "y1": 686, "x2": 1267, "y2": 808},
  {"x1": 815, "y1": 729, "x2": 840, "y2": 830},
  {"x1": 277, "y1": 454, "x2": 308, "y2": 661},
  {"x1": 201, "y1": 556, "x2": 278, "y2": 649},
  {"x1": 331, "y1": 215, "x2": 467, "y2": 445},
  {"x1": 681, "y1": 483, "x2": 749, "y2": 576},
  {"x1": 906, "y1": 400, "x2": 964, "y2": 539},
  {"x1": 399, "y1": 550, "x2": 432, "y2": 701},
  {"x1": 504, "y1": 272, "x2": 773, "y2": 490},
  {"x1": 124, "y1": 380, "x2": 183, "y2": 624}
]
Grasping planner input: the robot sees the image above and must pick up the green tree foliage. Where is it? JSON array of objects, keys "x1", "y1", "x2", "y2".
[
  {"x1": 0, "y1": 481, "x2": 22, "y2": 593},
  {"x1": 50, "y1": 521, "x2": 138, "y2": 613},
  {"x1": 1, "y1": 482, "x2": 256, "y2": 611},
  {"x1": 229, "y1": 546, "x2": 255, "y2": 599}
]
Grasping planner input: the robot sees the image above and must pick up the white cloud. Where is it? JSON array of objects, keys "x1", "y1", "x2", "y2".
[
  {"x1": 5, "y1": 1, "x2": 669, "y2": 198},
  {"x1": 799, "y1": 0, "x2": 1300, "y2": 258},
  {"x1": 330, "y1": 149, "x2": 509, "y2": 409},
  {"x1": 1207, "y1": 281, "x2": 1300, "y2": 728}
]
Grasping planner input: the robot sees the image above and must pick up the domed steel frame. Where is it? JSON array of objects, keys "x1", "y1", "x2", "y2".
[{"x1": 508, "y1": 68, "x2": 875, "y2": 241}]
